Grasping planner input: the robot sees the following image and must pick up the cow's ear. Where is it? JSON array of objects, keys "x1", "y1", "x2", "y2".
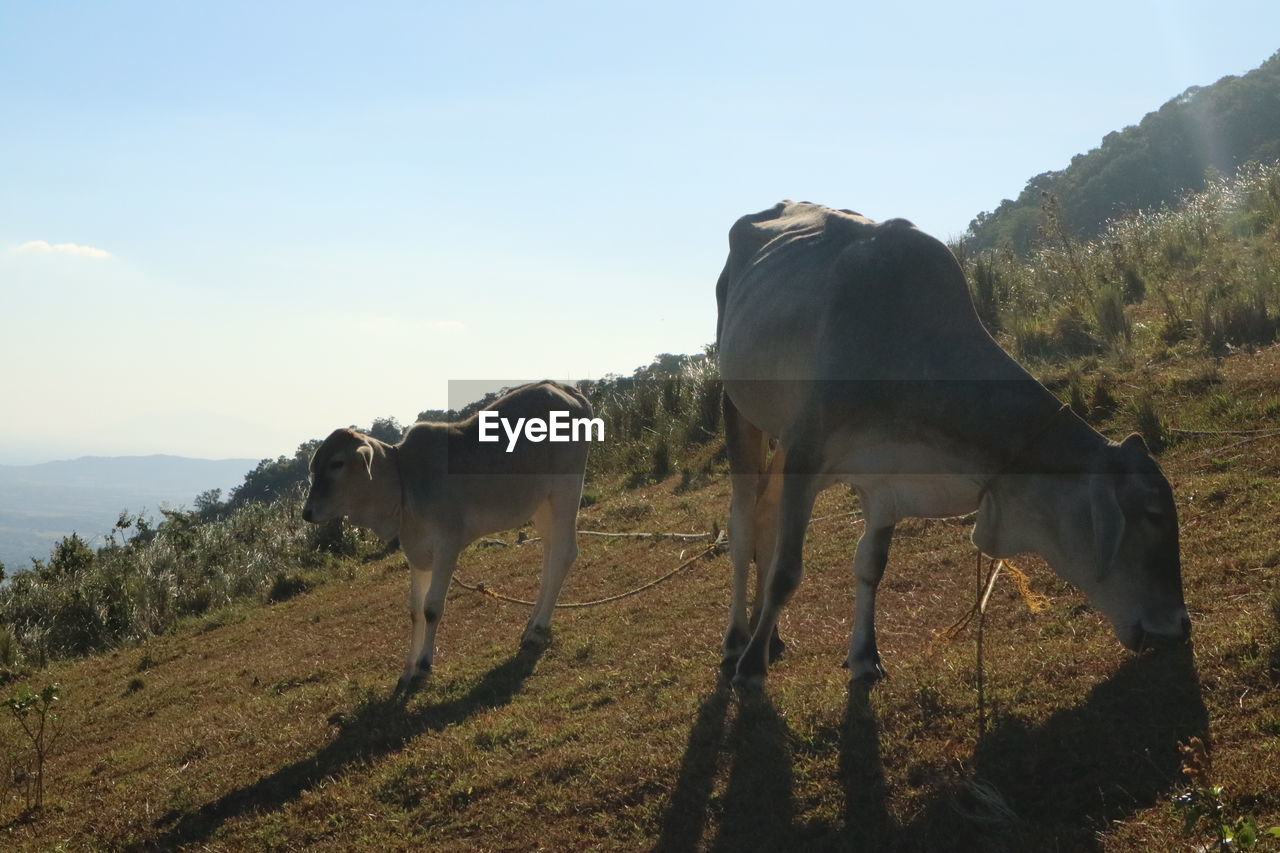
[
  {"x1": 1119, "y1": 432, "x2": 1149, "y2": 455},
  {"x1": 1090, "y1": 473, "x2": 1125, "y2": 581},
  {"x1": 356, "y1": 443, "x2": 374, "y2": 480},
  {"x1": 972, "y1": 487, "x2": 1010, "y2": 557}
]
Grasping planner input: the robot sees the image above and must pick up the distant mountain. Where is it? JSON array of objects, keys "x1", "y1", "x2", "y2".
[
  {"x1": 966, "y1": 50, "x2": 1280, "y2": 253},
  {"x1": 0, "y1": 455, "x2": 256, "y2": 572}
]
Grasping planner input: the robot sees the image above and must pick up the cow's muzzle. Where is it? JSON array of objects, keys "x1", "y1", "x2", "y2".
[{"x1": 1138, "y1": 612, "x2": 1192, "y2": 651}]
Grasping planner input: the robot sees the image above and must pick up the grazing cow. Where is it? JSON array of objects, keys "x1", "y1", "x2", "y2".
[
  {"x1": 302, "y1": 381, "x2": 593, "y2": 684},
  {"x1": 716, "y1": 201, "x2": 1190, "y2": 687}
]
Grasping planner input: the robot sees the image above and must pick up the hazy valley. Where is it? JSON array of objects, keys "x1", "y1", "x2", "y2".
[{"x1": 0, "y1": 456, "x2": 255, "y2": 572}]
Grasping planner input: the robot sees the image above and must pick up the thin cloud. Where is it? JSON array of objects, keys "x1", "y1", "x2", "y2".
[
  {"x1": 15, "y1": 240, "x2": 112, "y2": 259},
  {"x1": 351, "y1": 316, "x2": 467, "y2": 336}
]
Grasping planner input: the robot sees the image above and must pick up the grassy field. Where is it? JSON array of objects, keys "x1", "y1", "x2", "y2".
[{"x1": 1, "y1": 342, "x2": 1277, "y2": 851}]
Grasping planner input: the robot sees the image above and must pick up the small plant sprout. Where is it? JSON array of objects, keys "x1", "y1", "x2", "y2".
[
  {"x1": 5, "y1": 682, "x2": 65, "y2": 813},
  {"x1": 1173, "y1": 737, "x2": 1280, "y2": 851}
]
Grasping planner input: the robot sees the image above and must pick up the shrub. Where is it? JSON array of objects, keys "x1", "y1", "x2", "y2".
[
  {"x1": 4, "y1": 682, "x2": 63, "y2": 813},
  {"x1": 0, "y1": 491, "x2": 339, "y2": 665},
  {"x1": 1051, "y1": 306, "x2": 1101, "y2": 357},
  {"x1": 1131, "y1": 391, "x2": 1168, "y2": 453},
  {"x1": 1092, "y1": 286, "x2": 1131, "y2": 347},
  {"x1": 1088, "y1": 376, "x2": 1118, "y2": 420}
]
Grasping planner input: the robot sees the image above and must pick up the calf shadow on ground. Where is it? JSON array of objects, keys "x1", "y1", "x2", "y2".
[
  {"x1": 141, "y1": 645, "x2": 543, "y2": 851},
  {"x1": 655, "y1": 645, "x2": 1206, "y2": 852}
]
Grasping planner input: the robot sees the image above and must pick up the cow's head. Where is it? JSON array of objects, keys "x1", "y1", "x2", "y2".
[
  {"x1": 973, "y1": 433, "x2": 1189, "y2": 651},
  {"x1": 302, "y1": 428, "x2": 400, "y2": 541}
]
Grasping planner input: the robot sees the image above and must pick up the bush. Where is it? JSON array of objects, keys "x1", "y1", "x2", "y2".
[
  {"x1": 1131, "y1": 391, "x2": 1168, "y2": 453},
  {"x1": 0, "y1": 491, "x2": 339, "y2": 665},
  {"x1": 1092, "y1": 286, "x2": 1131, "y2": 347}
]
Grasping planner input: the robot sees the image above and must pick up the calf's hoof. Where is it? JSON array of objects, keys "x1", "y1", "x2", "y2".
[
  {"x1": 520, "y1": 624, "x2": 552, "y2": 650},
  {"x1": 395, "y1": 673, "x2": 427, "y2": 699},
  {"x1": 399, "y1": 661, "x2": 431, "y2": 686}
]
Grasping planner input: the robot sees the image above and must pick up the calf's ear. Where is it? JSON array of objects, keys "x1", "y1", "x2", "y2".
[{"x1": 356, "y1": 443, "x2": 374, "y2": 480}]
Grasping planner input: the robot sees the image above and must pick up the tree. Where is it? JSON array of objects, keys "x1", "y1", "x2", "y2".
[
  {"x1": 194, "y1": 489, "x2": 224, "y2": 518},
  {"x1": 365, "y1": 417, "x2": 404, "y2": 444},
  {"x1": 227, "y1": 440, "x2": 319, "y2": 508}
]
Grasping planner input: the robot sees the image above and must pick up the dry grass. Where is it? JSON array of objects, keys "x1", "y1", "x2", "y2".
[{"x1": 2, "y1": 349, "x2": 1278, "y2": 851}]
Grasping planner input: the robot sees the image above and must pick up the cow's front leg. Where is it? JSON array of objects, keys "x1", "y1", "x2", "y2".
[
  {"x1": 749, "y1": 447, "x2": 786, "y2": 664},
  {"x1": 721, "y1": 397, "x2": 769, "y2": 669},
  {"x1": 722, "y1": 478, "x2": 758, "y2": 668},
  {"x1": 845, "y1": 523, "x2": 895, "y2": 683}
]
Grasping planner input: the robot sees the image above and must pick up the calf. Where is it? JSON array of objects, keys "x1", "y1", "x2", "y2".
[{"x1": 302, "y1": 381, "x2": 594, "y2": 683}]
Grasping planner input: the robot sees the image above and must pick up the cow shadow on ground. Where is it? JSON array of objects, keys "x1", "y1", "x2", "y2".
[
  {"x1": 143, "y1": 645, "x2": 543, "y2": 851},
  {"x1": 654, "y1": 678, "x2": 890, "y2": 853},
  {"x1": 655, "y1": 645, "x2": 1206, "y2": 852},
  {"x1": 902, "y1": 643, "x2": 1208, "y2": 851},
  {"x1": 653, "y1": 681, "x2": 807, "y2": 853}
]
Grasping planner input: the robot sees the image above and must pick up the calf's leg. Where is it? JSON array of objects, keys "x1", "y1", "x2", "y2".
[
  {"x1": 523, "y1": 490, "x2": 579, "y2": 647},
  {"x1": 401, "y1": 539, "x2": 460, "y2": 683}
]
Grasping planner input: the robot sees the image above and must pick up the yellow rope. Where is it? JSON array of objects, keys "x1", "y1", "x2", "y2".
[
  {"x1": 937, "y1": 556, "x2": 1045, "y2": 642},
  {"x1": 1001, "y1": 559, "x2": 1049, "y2": 613}
]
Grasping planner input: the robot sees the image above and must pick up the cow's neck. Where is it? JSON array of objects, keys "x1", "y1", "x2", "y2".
[{"x1": 973, "y1": 382, "x2": 1106, "y2": 479}]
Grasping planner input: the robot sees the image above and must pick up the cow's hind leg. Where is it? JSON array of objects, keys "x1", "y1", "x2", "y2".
[
  {"x1": 844, "y1": 520, "x2": 895, "y2": 683},
  {"x1": 523, "y1": 488, "x2": 579, "y2": 648},
  {"x1": 722, "y1": 394, "x2": 770, "y2": 670},
  {"x1": 732, "y1": 444, "x2": 821, "y2": 688}
]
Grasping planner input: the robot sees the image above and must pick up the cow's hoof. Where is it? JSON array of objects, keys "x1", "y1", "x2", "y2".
[
  {"x1": 718, "y1": 654, "x2": 743, "y2": 686},
  {"x1": 730, "y1": 670, "x2": 766, "y2": 695},
  {"x1": 731, "y1": 654, "x2": 767, "y2": 691},
  {"x1": 845, "y1": 656, "x2": 887, "y2": 685},
  {"x1": 722, "y1": 626, "x2": 749, "y2": 662},
  {"x1": 768, "y1": 631, "x2": 786, "y2": 663}
]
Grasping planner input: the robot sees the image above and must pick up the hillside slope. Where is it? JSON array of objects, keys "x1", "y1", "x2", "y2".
[
  {"x1": 3, "y1": 348, "x2": 1278, "y2": 851},
  {"x1": 966, "y1": 50, "x2": 1280, "y2": 253}
]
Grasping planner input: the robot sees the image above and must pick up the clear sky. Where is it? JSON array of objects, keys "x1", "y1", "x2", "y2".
[{"x1": 2, "y1": 1, "x2": 1277, "y2": 464}]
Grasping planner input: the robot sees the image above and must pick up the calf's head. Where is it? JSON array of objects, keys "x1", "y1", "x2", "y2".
[
  {"x1": 974, "y1": 433, "x2": 1190, "y2": 652},
  {"x1": 302, "y1": 429, "x2": 399, "y2": 541}
]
